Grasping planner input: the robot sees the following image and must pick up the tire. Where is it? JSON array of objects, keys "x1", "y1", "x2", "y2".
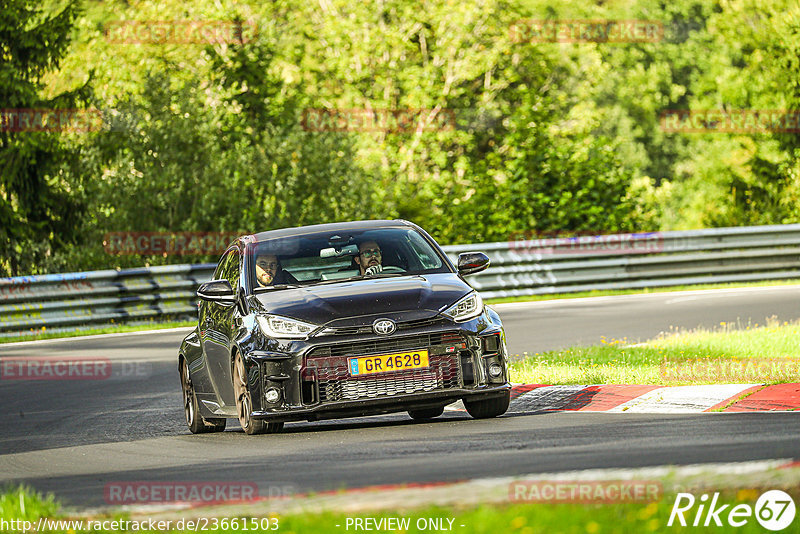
[
  {"x1": 180, "y1": 358, "x2": 226, "y2": 434},
  {"x1": 233, "y1": 351, "x2": 284, "y2": 435},
  {"x1": 408, "y1": 405, "x2": 445, "y2": 420},
  {"x1": 463, "y1": 391, "x2": 510, "y2": 419}
]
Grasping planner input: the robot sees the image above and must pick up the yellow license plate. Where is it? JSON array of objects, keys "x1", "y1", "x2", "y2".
[{"x1": 348, "y1": 350, "x2": 429, "y2": 376}]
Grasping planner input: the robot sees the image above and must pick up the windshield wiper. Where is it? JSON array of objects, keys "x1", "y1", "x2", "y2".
[
  {"x1": 257, "y1": 273, "x2": 409, "y2": 290},
  {"x1": 253, "y1": 284, "x2": 303, "y2": 293}
]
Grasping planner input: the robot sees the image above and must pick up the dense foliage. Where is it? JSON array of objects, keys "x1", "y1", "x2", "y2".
[
  {"x1": 0, "y1": 0, "x2": 88, "y2": 274},
  {"x1": 1, "y1": 0, "x2": 798, "y2": 275}
]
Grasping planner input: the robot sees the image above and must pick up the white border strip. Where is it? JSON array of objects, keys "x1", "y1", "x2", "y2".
[
  {"x1": 608, "y1": 384, "x2": 760, "y2": 413},
  {"x1": 0, "y1": 326, "x2": 194, "y2": 348}
]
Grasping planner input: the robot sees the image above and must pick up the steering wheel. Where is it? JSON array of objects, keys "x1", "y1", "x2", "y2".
[{"x1": 380, "y1": 265, "x2": 405, "y2": 273}]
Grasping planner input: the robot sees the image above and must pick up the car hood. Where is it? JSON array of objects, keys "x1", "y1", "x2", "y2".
[{"x1": 252, "y1": 273, "x2": 472, "y2": 326}]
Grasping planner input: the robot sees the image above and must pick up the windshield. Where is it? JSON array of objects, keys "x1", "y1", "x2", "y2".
[{"x1": 247, "y1": 227, "x2": 451, "y2": 290}]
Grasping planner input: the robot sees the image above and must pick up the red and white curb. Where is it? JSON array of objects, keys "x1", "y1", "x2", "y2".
[{"x1": 447, "y1": 383, "x2": 800, "y2": 413}]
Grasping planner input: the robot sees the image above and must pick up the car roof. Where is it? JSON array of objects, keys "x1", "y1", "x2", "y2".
[{"x1": 247, "y1": 219, "x2": 414, "y2": 242}]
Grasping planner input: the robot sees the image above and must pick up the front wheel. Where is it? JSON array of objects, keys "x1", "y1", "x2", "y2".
[
  {"x1": 463, "y1": 391, "x2": 510, "y2": 419},
  {"x1": 233, "y1": 351, "x2": 283, "y2": 435},
  {"x1": 180, "y1": 358, "x2": 226, "y2": 433}
]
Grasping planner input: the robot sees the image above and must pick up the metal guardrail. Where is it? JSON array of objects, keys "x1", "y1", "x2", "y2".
[
  {"x1": 2, "y1": 224, "x2": 800, "y2": 336},
  {"x1": 443, "y1": 224, "x2": 800, "y2": 298},
  {"x1": 0, "y1": 264, "x2": 215, "y2": 335}
]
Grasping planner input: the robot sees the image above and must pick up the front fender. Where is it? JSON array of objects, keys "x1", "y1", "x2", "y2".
[
  {"x1": 232, "y1": 317, "x2": 272, "y2": 413},
  {"x1": 179, "y1": 327, "x2": 212, "y2": 393}
]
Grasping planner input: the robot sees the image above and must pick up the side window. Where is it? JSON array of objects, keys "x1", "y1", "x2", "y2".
[
  {"x1": 222, "y1": 249, "x2": 241, "y2": 290},
  {"x1": 213, "y1": 251, "x2": 232, "y2": 280}
]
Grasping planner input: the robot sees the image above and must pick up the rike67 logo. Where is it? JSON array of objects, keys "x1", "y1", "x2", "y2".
[{"x1": 669, "y1": 490, "x2": 796, "y2": 531}]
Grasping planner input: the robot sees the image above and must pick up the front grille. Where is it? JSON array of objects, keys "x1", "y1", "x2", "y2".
[
  {"x1": 307, "y1": 332, "x2": 459, "y2": 359},
  {"x1": 310, "y1": 353, "x2": 461, "y2": 402},
  {"x1": 321, "y1": 317, "x2": 443, "y2": 336},
  {"x1": 397, "y1": 317, "x2": 441, "y2": 331},
  {"x1": 304, "y1": 332, "x2": 464, "y2": 403}
]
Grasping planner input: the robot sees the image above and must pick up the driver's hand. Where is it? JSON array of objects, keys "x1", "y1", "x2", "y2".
[{"x1": 364, "y1": 265, "x2": 383, "y2": 276}]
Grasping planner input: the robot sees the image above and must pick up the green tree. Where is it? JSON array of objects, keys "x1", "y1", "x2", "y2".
[
  {"x1": 62, "y1": 31, "x2": 376, "y2": 270},
  {"x1": 0, "y1": 0, "x2": 89, "y2": 276},
  {"x1": 667, "y1": 0, "x2": 800, "y2": 228}
]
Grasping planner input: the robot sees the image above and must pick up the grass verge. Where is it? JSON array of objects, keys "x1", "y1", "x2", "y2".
[
  {"x1": 509, "y1": 318, "x2": 800, "y2": 385},
  {"x1": 485, "y1": 279, "x2": 800, "y2": 304},
  {"x1": 2, "y1": 483, "x2": 797, "y2": 534}
]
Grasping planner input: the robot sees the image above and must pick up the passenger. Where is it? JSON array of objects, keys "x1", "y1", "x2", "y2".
[
  {"x1": 255, "y1": 254, "x2": 298, "y2": 286},
  {"x1": 354, "y1": 240, "x2": 383, "y2": 276}
]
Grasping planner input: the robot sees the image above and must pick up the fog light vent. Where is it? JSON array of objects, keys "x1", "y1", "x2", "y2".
[
  {"x1": 488, "y1": 363, "x2": 502, "y2": 378},
  {"x1": 482, "y1": 334, "x2": 500, "y2": 354}
]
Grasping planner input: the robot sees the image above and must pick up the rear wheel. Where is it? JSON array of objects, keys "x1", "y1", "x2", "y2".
[
  {"x1": 408, "y1": 405, "x2": 445, "y2": 420},
  {"x1": 233, "y1": 351, "x2": 284, "y2": 435},
  {"x1": 180, "y1": 358, "x2": 226, "y2": 433},
  {"x1": 464, "y1": 391, "x2": 510, "y2": 419}
]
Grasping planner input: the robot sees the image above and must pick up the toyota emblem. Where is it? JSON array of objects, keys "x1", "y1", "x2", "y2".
[{"x1": 373, "y1": 319, "x2": 396, "y2": 335}]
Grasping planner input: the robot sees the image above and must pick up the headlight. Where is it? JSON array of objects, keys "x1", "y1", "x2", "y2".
[
  {"x1": 256, "y1": 315, "x2": 318, "y2": 339},
  {"x1": 441, "y1": 292, "x2": 484, "y2": 322}
]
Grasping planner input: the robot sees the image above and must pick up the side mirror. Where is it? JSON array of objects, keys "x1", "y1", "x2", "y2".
[
  {"x1": 457, "y1": 252, "x2": 490, "y2": 276},
  {"x1": 197, "y1": 279, "x2": 236, "y2": 306}
]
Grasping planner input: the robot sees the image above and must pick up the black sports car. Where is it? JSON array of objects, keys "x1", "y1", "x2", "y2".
[{"x1": 178, "y1": 220, "x2": 511, "y2": 434}]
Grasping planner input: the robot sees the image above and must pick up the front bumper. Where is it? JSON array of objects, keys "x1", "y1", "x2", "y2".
[
  {"x1": 251, "y1": 384, "x2": 511, "y2": 422},
  {"x1": 241, "y1": 310, "x2": 511, "y2": 423}
]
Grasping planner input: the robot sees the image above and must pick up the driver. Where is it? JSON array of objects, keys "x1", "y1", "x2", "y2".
[
  {"x1": 255, "y1": 254, "x2": 298, "y2": 286},
  {"x1": 354, "y1": 240, "x2": 383, "y2": 276}
]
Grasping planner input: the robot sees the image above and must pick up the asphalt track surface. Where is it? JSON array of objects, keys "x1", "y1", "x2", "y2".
[{"x1": 1, "y1": 286, "x2": 799, "y2": 509}]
